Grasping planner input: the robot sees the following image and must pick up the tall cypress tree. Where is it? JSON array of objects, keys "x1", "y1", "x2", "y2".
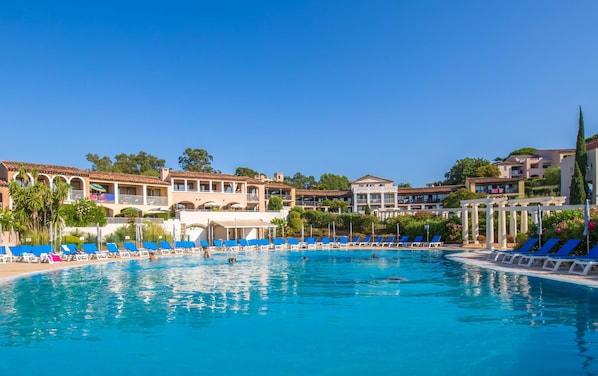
[
  {"x1": 570, "y1": 161, "x2": 587, "y2": 204},
  {"x1": 575, "y1": 106, "x2": 588, "y2": 196}
]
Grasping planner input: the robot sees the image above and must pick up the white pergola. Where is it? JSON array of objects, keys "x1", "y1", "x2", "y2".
[{"x1": 460, "y1": 196, "x2": 569, "y2": 250}]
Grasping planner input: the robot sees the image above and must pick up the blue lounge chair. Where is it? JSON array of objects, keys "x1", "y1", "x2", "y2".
[
  {"x1": 381, "y1": 236, "x2": 395, "y2": 247},
  {"x1": 490, "y1": 238, "x2": 539, "y2": 261},
  {"x1": 124, "y1": 241, "x2": 149, "y2": 257},
  {"x1": 287, "y1": 237, "x2": 300, "y2": 249},
  {"x1": 273, "y1": 238, "x2": 287, "y2": 250},
  {"x1": 304, "y1": 237, "x2": 317, "y2": 249},
  {"x1": 318, "y1": 237, "x2": 331, "y2": 249},
  {"x1": 348, "y1": 236, "x2": 361, "y2": 246},
  {"x1": 144, "y1": 241, "x2": 168, "y2": 255},
  {"x1": 567, "y1": 243, "x2": 598, "y2": 275},
  {"x1": 395, "y1": 235, "x2": 410, "y2": 247},
  {"x1": 408, "y1": 235, "x2": 424, "y2": 247},
  {"x1": 502, "y1": 238, "x2": 559, "y2": 264},
  {"x1": 106, "y1": 242, "x2": 131, "y2": 258},
  {"x1": 337, "y1": 236, "x2": 349, "y2": 249},
  {"x1": 427, "y1": 235, "x2": 443, "y2": 247},
  {"x1": 370, "y1": 236, "x2": 384, "y2": 246},
  {"x1": 519, "y1": 238, "x2": 581, "y2": 267},
  {"x1": 543, "y1": 242, "x2": 598, "y2": 272},
  {"x1": 82, "y1": 243, "x2": 109, "y2": 260},
  {"x1": 358, "y1": 236, "x2": 372, "y2": 246},
  {"x1": 159, "y1": 240, "x2": 185, "y2": 254}
]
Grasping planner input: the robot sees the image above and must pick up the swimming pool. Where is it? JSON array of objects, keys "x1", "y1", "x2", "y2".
[{"x1": 0, "y1": 249, "x2": 597, "y2": 375}]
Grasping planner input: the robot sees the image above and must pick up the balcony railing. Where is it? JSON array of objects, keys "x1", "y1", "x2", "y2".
[
  {"x1": 247, "y1": 193, "x2": 260, "y2": 202},
  {"x1": 146, "y1": 196, "x2": 168, "y2": 206},
  {"x1": 119, "y1": 194, "x2": 143, "y2": 205},
  {"x1": 68, "y1": 189, "x2": 85, "y2": 201}
]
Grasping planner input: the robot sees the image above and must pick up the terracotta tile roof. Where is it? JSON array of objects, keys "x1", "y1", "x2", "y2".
[
  {"x1": 89, "y1": 171, "x2": 170, "y2": 186},
  {"x1": 2, "y1": 160, "x2": 89, "y2": 176},
  {"x1": 167, "y1": 170, "x2": 250, "y2": 182},
  {"x1": 396, "y1": 185, "x2": 464, "y2": 195},
  {"x1": 265, "y1": 182, "x2": 294, "y2": 189},
  {"x1": 296, "y1": 189, "x2": 352, "y2": 198},
  {"x1": 466, "y1": 177, "x2": 522, "y2": 183},
  {"x1": 351, "y1": 174, "x2": 393, "y2": 183}
]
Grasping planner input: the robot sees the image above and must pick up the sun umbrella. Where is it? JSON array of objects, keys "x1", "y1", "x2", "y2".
[{"x1": 90, "y1": 183, "x2": 107, "y2": 192}]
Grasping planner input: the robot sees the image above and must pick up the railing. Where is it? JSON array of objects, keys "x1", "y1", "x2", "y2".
[
  {"x1": 146, "y1": 196, "x2": 168, "y2": 206},
  {"x1": 247, "y1": 194, "x2": 260, "y2": 201},
  {"x1": 106, "y1": 217, "x2": 164, "y2": 224},
  {"x1": 118, "y1": 194, "x2": 143, "y2": 205},
  {"x1": 68, "y1": 189, "x2": 85, "y2": 201},
  {"x1": 265, "y1": 194, "x2": 292, "y2": 200}
]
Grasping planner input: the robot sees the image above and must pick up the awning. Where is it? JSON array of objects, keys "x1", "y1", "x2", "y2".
[
  {"x1": 211, "y1": 220, "x2": 275, "y2": 228},
  {"x1": 203, "y1": 201, "x2": 222, "y2": 208},
  {"x1": 90, "y1": 183, "x2": 107, "y2": 192},
  {"x1": 230, "y1": 203, "x2": 246, "y2": 209}
]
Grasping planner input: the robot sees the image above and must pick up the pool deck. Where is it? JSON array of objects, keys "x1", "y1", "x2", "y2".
[{"x1": 1, "y1": 245, "x2": 598, "y2": 288}]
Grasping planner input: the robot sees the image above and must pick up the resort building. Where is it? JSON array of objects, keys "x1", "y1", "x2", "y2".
[
  {"x1": 294, "y1": 189, "x2": 353, "y2": 211},
  {"x1": 350, "y1": 175, "x2": 397, "y2": 213},
  {"x1": 464, "y1": 177, "x2": 525, "y2": 198},
  {"x1": 496, "y1": 149, "x2": 574, "y2": 179},
  {"x1": 561, "y1": 139, "x2": 598, "y2": 204}
]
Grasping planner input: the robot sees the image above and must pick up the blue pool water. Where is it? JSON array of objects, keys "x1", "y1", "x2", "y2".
[{"x1": 0, "y1": 249, "x2": 597, "y2": 376}]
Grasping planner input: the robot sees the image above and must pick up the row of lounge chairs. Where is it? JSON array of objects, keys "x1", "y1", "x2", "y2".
[
  {"x1": 0, "y1": 240, "x2": 201, "y2": 263},
  {"x1": 0, "y1": 234, "x2": 447, "y2": 264},
  {"x1": 350, "y1": 235, "x2": 443, "y2": 247},
  {"x1": 489, "y1": 237, "x2": 598, "y2": 276}
]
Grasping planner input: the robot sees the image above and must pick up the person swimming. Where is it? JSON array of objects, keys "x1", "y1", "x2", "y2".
[
  {"x1": 372, "y1": 253, "x2": 378, "y2": 258},
  {"x1": 149, "y1": 252, "x2": 157, "y2": 262},
  {"x1": 228, "y1": 257, "x2": 236, "y2": 264}
]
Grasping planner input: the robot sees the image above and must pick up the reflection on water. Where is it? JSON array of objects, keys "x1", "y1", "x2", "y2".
[{"x1": 0, "y1": 249, "x2": 597, "y2": 373}]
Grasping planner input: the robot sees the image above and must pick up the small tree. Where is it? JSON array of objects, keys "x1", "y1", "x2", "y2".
[
  {"x1": 569, "y1": 161, "x2": 586, "y2": 205},
  {"x1": 267, "y1": 196, "x2": 283, "y2": 210}
]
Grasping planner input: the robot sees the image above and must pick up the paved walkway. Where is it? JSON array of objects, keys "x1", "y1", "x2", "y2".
[{"x1": 448, "y1": 248, "x2": 598, "y2": 288}]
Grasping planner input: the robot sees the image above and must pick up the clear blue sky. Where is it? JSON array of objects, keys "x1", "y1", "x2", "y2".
[{"x1": 2, "y1": 1, "x2": 598, "y2": 187}]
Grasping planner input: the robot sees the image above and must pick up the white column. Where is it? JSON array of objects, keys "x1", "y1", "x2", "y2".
[
  {"x1": 472, "y1": 204, "x2": 479, "y2": 244},
  {"x1": 509, "y1": 206, "x2": 518, "y2": 241},
  {"x1": 486, "y1": 203, "x2": 495, "y2": 250},
  {"x1": 497, "y1": 201, "x2": 507, "y2": 250},
  {"x1": 461, "y1": 205, "x2": 469, "y2": 245},
  {"x1": 520, "y1": 204, "x2": 529, "y2": 234}
]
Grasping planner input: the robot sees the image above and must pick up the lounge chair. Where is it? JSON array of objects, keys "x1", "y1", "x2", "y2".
[
  {"x1": 273, "y1": 238, "x2": 287, "y2": 250},
  {"x1": 394, "y1": 235, "x2": 410, "y2": 247},
  {"x1": 381, "y1": 236, "x2": 395, "y2": 247},
  {"x1": 123, "y1": 241, "x2": 149, "y2": 257},
  {"x1": 143, "y1": 241, "x2": 168, "y2": 255},
  {"x1": 358, "y1": 236, "x2": 372, "y2": 246},
  {"x1": 502, "y1": 238, "x2": 560, "y2": 264},
  {"x1": 519, "y1": 239, "x2": 581, "y2": 267},
  {"x1": 408, "y1": 235, "x2": 424, "y2": 247},
  {"x1": 106, "y1": 242, "x2": 131, "y2": 258},
  {"x1": 247, "y1": 239, "x2": 260, "y2": 250},
  {"x1": 427, "y1": 235, "x2": 443, "y2": 247},
  {"x1": 257, "y1": 238, "x2": 271, "y2": 250},
  {"x1": 304, "y1": 237, "x2": 317, "y2": 249},
  {"x1": 159, "y1": 240, "x2": 185, "y2": 254},
  {"x1": 490, "y1": 238, "x2": 539, "y2": 261},
  {"x1": 370, "y1": 236, "x2": 385, "y2": 246},
  {"x1": 287, "y1": 237, "x2": 301, "y2": 250},
  {"x1": 213, "y1": 239, "x2": 225, "y2": 250},
  {"x1": 348, "y1": 236, "x2": 361, "y2": 246},
  {"x1": 225, "y1": 239, "x2": 240, "y2": 252},
  {"x1": 318, "y1": 237, "x2": 331, "y2": 249},
  {"x1": 543, "y1": 242, "x2": 598, "y2": 272},
  {"x1": 82, "y1": 243, "x2": 109, "y2": 260},
  {"x1": 568, "y1": 244, "x2": 598, "y2": 275},
  {"x1": 337, "y1": 236, "x2": 349, "y2": 249}
]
